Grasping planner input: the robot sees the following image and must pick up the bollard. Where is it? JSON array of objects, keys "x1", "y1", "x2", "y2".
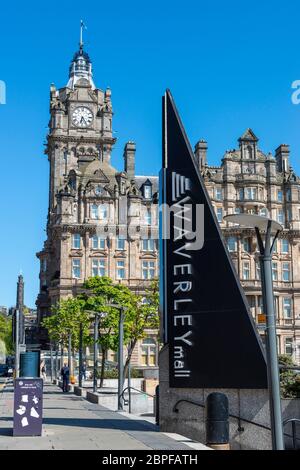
[
  {"x1": 206, "y1": 393, "x2": 230, "y2": 450},
  {"x1": 155, "y1": 385, "x2": 159, "y2": 425}
]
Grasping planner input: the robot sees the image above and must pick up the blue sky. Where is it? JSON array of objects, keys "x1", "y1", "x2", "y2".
[{"x1": 1, "y1": 0, "x2": 300, "y2": 308}]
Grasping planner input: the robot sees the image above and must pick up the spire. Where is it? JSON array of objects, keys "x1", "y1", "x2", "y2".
[
  {"x1": 79, "y1": 19, "x2": 86, "y2": 51},
  {"x1": 67, "y1": 21, "x2": 95, "y2": 89}
]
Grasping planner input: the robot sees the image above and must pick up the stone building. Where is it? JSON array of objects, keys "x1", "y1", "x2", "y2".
[
  {"x1": 198, "y1": 129, "x2": 300, "y2": 364},
  {"x1": 37, "y1": 39, "x2": 300, "y2": 366},
  {"x1": 36, "y1": 42, "x2": 159, "y2": 368}
]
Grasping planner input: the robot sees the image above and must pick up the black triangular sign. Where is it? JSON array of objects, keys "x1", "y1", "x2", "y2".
[{"x1": 160, "y1": 90, "x2": 268, "y2": 388}]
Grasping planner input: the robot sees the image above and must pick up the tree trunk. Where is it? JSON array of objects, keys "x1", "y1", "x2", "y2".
[
  {"x1": 123, "y1": 339, "x2": 137, "y2": 381},
  {"x1": 99, "y1": 348, "x2": 107, "y2": 388}
]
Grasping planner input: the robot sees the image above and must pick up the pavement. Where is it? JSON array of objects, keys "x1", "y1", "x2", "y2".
[{"x1": 0, "y1": 380, "x2": 209, "y2": 450}]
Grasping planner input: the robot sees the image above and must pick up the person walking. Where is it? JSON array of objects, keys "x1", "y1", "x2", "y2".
[
  {"x1": 61, "y1": 363, "x2": 70, "y2": 393},
  {"x1": 41, "y1": 363, "x2": 47, "y2": 381},
  {"x1": 81, "y1": 362, "x2": 87, "y2": 382}
]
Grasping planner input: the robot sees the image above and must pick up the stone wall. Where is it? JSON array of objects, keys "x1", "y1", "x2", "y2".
[{"x1": 159, "y1": 345, "x2": 300, "y2": 450}]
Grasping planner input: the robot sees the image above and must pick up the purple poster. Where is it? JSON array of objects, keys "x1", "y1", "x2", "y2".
[{"x1": 13, "y1": 378, "x2": 43, "y2": 436}]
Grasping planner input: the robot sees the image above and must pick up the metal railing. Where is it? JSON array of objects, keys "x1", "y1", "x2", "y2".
[
  {"x1": 173, "y1": 399, "x2": 300, "y2": 448},
  {"x1": 120, "y1": 386, "x2": 154, "y2": 414}
]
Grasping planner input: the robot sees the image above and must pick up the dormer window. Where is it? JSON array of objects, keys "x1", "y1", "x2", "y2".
[{"x1": 143, "y1": 179, "x2": 152, "y2": 199}]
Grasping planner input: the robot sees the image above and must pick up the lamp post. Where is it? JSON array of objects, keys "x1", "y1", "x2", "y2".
[
  {"x1": 225, "y1": 214, "x2": 284, "y2": 450},
  {"x1": 85, "y1": 311, "x2": 104, "y2": 393},
  {"x1": 107, "y1": 304, "x2": 126, "y2": 411},
  {"x1": 78, "y1": 323, "x2": 83, "y2": 388},
  {"x1": 93, "y1": 314, "x2": 99, "y2": 393}
]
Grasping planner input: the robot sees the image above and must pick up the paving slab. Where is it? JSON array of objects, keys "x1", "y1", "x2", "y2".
[{"x1": 0, "y1": 381, "x2": 201, "y2": 450}]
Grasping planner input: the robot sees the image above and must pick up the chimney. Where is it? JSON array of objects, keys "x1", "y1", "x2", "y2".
[
  {"x1": 194, "y1": 140, "x2": 208, "y2": 170},
  {"x1": 124, "y1": 141, "x2": 136, "y2": 179},
  {"x1": 275, "y1": 144, "x2": 290, "y2": 173}
]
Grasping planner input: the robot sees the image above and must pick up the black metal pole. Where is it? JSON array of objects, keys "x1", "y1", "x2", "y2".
[
  {"x1": 93, "y1": 315, "x2": 99, "y2": 393},
  {"x1": 79, "y1": 323, "x2": 83, "y2": 388},
  {"x1": 55, "y1": 346, "x2": 58, "y2": 380},
  {"x1": 50, "y1": 342, "x2": 53, "y2": 382},
  {"x1": 68, "y1": 333, "x2": 72, "y2": 373},
  {"x1": 118, "y1": 308, "x2": 124, "y2": 411},
  {"x1": 256, "y1": 224, "x2": 284, "y2": 450},
  {"x1": 128, "y1": 359, "x2": 131, "y2": 414}
]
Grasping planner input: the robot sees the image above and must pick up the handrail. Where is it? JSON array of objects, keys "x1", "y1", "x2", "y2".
[
  {"x1": 173, "y1": 398, "x2": 300, "y2": 443},
  {"x1": 121, "y1": 386, "x2": 154, "y2": 401}
]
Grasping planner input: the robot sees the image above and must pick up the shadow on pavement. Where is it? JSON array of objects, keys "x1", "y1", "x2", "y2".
[{"x1": 40, "y1": 417, "x2": 157, "y2": 432}]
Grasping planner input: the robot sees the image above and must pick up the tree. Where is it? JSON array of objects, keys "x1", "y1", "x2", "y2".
[
  {"x1": 42, "y1": 297, "x2": 91, "y2": 373},
  {"x1": 83, "y1": 276, "x2": 160, "y2": 386},
  {"x1": 279, "y1": 354, "x2": 300, "y2": 398},
  {"x1": 123, "y1": 279, "x2": 159, "y2": 380},
  {"x1": 0, "y1": 313, "x2": 13, "y2": 356},
  {"x1": 82, "y1": 276, "x2": 134, "y2": 387}
]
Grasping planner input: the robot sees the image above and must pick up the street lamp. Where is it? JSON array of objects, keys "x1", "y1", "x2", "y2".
[
  {"x1": 107, "y1": 304, "x2": 126, "y2": 411},
  {"x1": 224, "y1": 214, "x2": 284, "y2": 450},
  {"x1": 85, "y1": 310, "x2": 104, "y2": 393}
]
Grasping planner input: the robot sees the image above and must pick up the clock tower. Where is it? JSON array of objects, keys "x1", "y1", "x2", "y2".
[{"x1": 36, "y1": 34, "x2": 159, "y2": 343}]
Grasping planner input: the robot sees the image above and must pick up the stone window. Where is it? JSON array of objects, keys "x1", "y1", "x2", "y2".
[
  {"x1": 283, "y1": 298, "x2": 292, "y2": 319},
  {"x1": 116, "y1": 260, "x2": 125, "y2": 279},
  {"x1": 277, "y1": 190, "x2": 283, "y2": 202},
  {"x1": 92, "y1": 259, "x2": 105, "y2": 277},
  {"x1": 215, "y1": 187, "x2": 223, "y2": 201},
  {"x1": 277, "y1": 209, "x2": 284, "y2": 225},
  {"x1": 216, "y1": 207, "x2": 223, "y2": 223},
  {"x1": 272, "y1": 239, "x2": 278, "y2": 253},
  {"x1": 72, "y1": 233, "x2": 81, "y2": 249},
  {"x1": 282, "y1": 262, "x2": 291, "y2": 282},
  {"x1": 145, "y1": 209, "x2": 152, "y2": 225},
  {"x1": 116, "y1": 237, "x2": 125, "y2": 250},
  {"x1": 242, "y1": 261, "x2": 250, "y2": 280},
  {"x1": 72, "y1": 259, "x2": 81, "y2": 279},
  {"x1": 243, "y1": 238, "x2": 251, "y2": 253},
  {"x1": 142, "y1": 239, "x2": 155, "y2": 252},
  {"x1": 227, "y1": 237, "x2": 237, "y2": 252},
  {"x1": 141, "y1": 337, "x2": 157, "y2": 366},
  {"x1": 285, "y1": 338, "x2": 293, "y2": 356},
  {"x1": 144, "y1": 184, "x2": 152, "y2": 199},
  {"x1": 91, "y1": 204, "x2": 98, "y2": 220},
  {"x1": 282, "y1": 239, "x2": 289, "y2": 254},
  {"x1": 272, "y1": 262, "x2": 278, "y2": 281},
  {"x1": 245, "y1": 187, "x2": 257, "y2": 200},
  {"x1": 92, "y1": 236, "x2": 105, "y2": 250},
  {"x1": 142, "y1": 261, "x2": 155, "y2": 280}
]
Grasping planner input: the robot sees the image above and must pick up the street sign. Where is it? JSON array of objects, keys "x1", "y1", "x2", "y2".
[
  {"x1": 13, "y1": 378, "x2": 43, "y2": 436},
  {"x1": 160, "y1": 90, "x2": 268, "y2": 389}
]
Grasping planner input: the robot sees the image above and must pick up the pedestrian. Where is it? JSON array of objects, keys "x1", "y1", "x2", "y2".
[
  {"x1": 81, "y1": 362, "x2": 87, "y2": 382},
  {"x1": 41, "y1": 363, "x2": 47, "y2": 381},
  {"x1": 61, "y1": 363, "x2": 70, "y2": 393}
]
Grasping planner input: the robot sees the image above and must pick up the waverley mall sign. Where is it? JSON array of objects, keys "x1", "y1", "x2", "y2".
[{"x1": 159, "y1": 90, "x2": 268, "y2": 390}]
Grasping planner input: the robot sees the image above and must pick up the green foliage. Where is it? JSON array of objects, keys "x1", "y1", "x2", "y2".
[
  {"x1": 0, "y1": 314, "x2": 13, "y2": 354},
  {"x1": 279, "y1": 354, "x2": 300, "y2": 398},
  {"x1": 96, "y1": 367, "x2": 143, "y2": 379},
  {"x1": 42, "y1": 297, "x2": 91, "y2": 349},
  {"x1": 41, "y1": 276, "x2": 160, "y2": 383}
]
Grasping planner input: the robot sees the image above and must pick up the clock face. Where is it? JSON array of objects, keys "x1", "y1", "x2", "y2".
[{"x1": 72, "y1": 106, "x2": 93, "y2": 128}]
